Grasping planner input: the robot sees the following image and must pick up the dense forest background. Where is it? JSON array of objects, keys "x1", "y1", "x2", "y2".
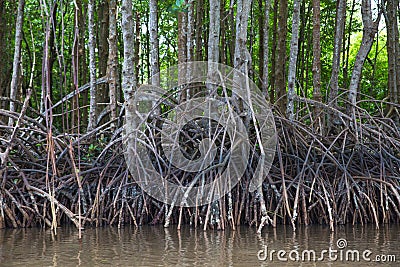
[{"x1": 0, "y1": 0, "x2": 399, "y2": 232}]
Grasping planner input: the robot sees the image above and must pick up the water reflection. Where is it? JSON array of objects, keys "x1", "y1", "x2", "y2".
[{"x1": 0, "y1": 224, "x2": 398, "y2": 266}]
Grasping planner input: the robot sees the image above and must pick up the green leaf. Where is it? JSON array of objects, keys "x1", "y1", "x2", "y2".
[
  {"x1": 167, "y1": 0, "x2": 188, "y2": 14},
  {"x1": 175, "y1": 0, "x2": 184, "y2": 7}
]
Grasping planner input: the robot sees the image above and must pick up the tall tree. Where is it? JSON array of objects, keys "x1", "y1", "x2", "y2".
[
  {"x1": 286, "y1": 0, "x2": 301, "y2": 121},
  {"x1": 9, "y1": 0, "x2": 25, "y2": 126},
  {"x1": 149, "y1": 0, "x2": 160, "y2": 86},
  {"x1": 87, "y1": 0, "x2": 97, "y2": 130},
  {"x1": 97, "y1": 0, "x2": 109, "y2": 116},
  {"x1": 186, "y1": 0, "x2": 196, "y2": 101},
  {"x1": 177, "y1": 5, "x2": 187, "y2": 100},
  {"x1": 274, "y1": 0, "x2": 288, "y2": 113},
  {"x1": 269, "y1": 0, "x2": 279, "y2": 102},
  {"x1": 75, "y1": 0, "x2": 88, "y2": 130},
  {"x1": 107, "y1": 0, "x2": 118, "y2": 126},
  {"x1": 327, "y1": 0, "x2": 346, "y2": 126},
  {"x1": 195, "y1": 0, "x2": 205, "y2": 61},
  {"x1": 187, "y1": 0, "x2": 195, "y2": 63},
  {"x1": 233, "y1": 0, "x2": 252, "y2": 74},
  {"x1": 207, "y1": 0, "x2": 221, "y2": 92},
  {"x1": 121, "y1": 0, "x2": 136, "y2": 104},
  {"x1": 384, "y1": 0, "x2": 400, "y2": 121},
  {"x1": 312, "y1": 0, "x2": 322, "y2": 128},
  {"x1": 347, "y1": 0, "x2": 382, "y2": 118},
  {"x1": 260, "y1": 0, "x2": 270, "y2": 100},
  {"x1": 134, "y1": 11, "x2": 141, "y2": 84},
  {"x1": 178, "y1": 10, "x2": 187, "y2": 65},
  {"x1": 0, "y1": 0, "x2": 8, "y2": 111},
  {"x1": 220, "y1": 0, "x2": 226, "y2": 65}
]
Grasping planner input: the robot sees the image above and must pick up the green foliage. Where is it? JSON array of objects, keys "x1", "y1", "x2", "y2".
[
  {"x1": 167, "y1": 0, "x2": 189, "y2": 14},
  {"x1": 2, "y1": 0, "x2": 392, "y2": 133}
]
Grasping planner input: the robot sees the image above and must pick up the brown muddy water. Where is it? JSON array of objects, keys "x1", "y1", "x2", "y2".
[{"x1": 0, "y1": 224, "x2": 399, "y2": 266}]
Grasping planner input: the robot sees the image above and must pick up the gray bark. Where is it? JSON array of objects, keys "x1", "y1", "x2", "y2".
[
  {"x1": 261, "y1": 0, "x2": 270, "y2": 100},
  {"x1": 9, "y1": 0, "x2": 25, "y2": 126},
  {"x1": 207, "y1": 0, "x2": 221, "y2": 93},
  {"x1": 107, "y1": 0, "x2": 118, "y2": 125},
  {"x1": 87, "y1": 0, "x2": 97, "y2": 130},
  {"x1": 233, "y1": 0, "x2": 252, "y2": 74},
  {"x1": 149, "y1": 0, "x2": 160, "y2": 86},
  {"x1": 286, "y1": 0, "x2": 301, "y2": 121},
  {"x1": 187, "y1": 0, "x2": 195, "y2": 62},
  {"x1": 121, "y1": 0, "x2": 136, "y2": 104}
]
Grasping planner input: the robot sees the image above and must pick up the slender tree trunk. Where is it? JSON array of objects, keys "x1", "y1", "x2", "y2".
[
  {"x1": 261, "y1": 0, "x2": 270, "y2": 100},
  {"x1": 343, "y1": 0, "x2": 357, "y2": 89},
  {"x1": 248, "y1": 1, "x2": 254, "y2": 81},
  {"x1": 258, "y1": 0, "x2": 264, "y2": 89},
  {"x1": 233, "y1": 0, "x2": 252, "y2": 74},
  {"x1": 347, "y1": 0, "x2": 381, "y2": 118},
  {"x1": 269, "y1": 0, "x2": 278, "y2": 103},
  {"x1": 286, "y1": 0, "x2": 301, "y2": 121},
  {"x1": 149, "y1": 0, "x2": 160, "y2": 86},
  {"x1": 207, "y1": 0, "x2": 222, "y2": 222},
  {"x1": 195, "y1": 0, "x2": 204, "y2": 61},
  {"x1": 143, "y1": 12, "x2": 149, "y2": 84},
  {"x1": 178, "y1": 11, "x2": 187, "y2": 64},
  {"x1": 296, "y1": 0, "x2": 306, "y2": 92},
  {"x1": 227, "y1": 0, "x2": 235, "y2": 66},
  {"x1": 191, "y1": 0, "x2": 205, "y2": 97},
  {"x1": 370, "y1": 30, "x2": 380, "y2": 97},
  {"x1": 148, "y1": 0, "x2": 162, "y2": 116},
  {"x1": 187, "y1": 0, "x2": 195, "y2": 62},
  {"x1": 327, "y1": 0, "x2": 346, "y2": 125},
  {"x1": 107, "y1": 0, "x2": 118, "y2": 127},
  {"x1": 97, "y1": 0, "x2": 109, "y2": 118},
  {"x1": 134, "y1": 11, "x2": 141, "y2": 84},
  {"x1": 274, "y1": 0, "x2": 288, "y2": 114},
  {"x1": 220, "y1": 0, "x2": 226, "y2": 65},
  {"x1": 384, "y1": 0, "x2": 400, "y2": 116},
  {"x1": 121, "y1": 0, "x2": 137, "y2": 104},
  {"x1": 48, "y1": 4, "x2": 57, "y2": 104},
  {"x1": 0, "y1": 0, "x2": 8, "y2": 111},
  {"x1": 87, "y1": 0, "x2": 97, "y2": 130},
  {"x1": 9, "y1": 0, "x2": 25, "y2": 126},
  {"x1": 186, "y1": 0, "x2": 195, "y2": 98},
  {"x1": 312, "y1": 0, "x2": 322, "y2": 129},
  {"x1": 178, "y1": 8, "x2": 187, "y2": 100},
  {"x1": 303, "y1": 6, "x2": 312, "y2": 99},
  {"x1": 77, "y1": 0, "x2": 88, "y2": 130},
  {"x1": 207, "y1": 0, "x2": 221, "y2": 93},
  {"x1": 0, "y1": 0, "x2": 11, "y2": 113}
]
